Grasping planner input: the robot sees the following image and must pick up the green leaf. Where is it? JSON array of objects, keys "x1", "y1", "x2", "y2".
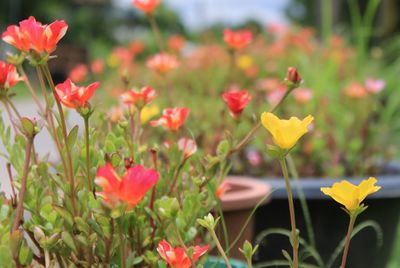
[
  {"x1": 18, "y1": 245, "x2": 32, "y2": 265},
  {"x1": 53, "y1": 206, "x2": 74, "y2": 227},
  {"x1": 61, "y1": 231, "x2": 77, "y2": 253},
  {"x1": 67, "y1": 125, "x2": 79, "y2": 150},
  {"x1": 216, "y1": 140, "x2": 230, "y2": 157}
]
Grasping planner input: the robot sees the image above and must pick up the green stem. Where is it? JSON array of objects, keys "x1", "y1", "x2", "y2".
[
  {"x1": 84, "y1": 115, "x2": 94, "y2": 195},
  {"x1": 209, "y1": 227, "x2": 232, "y2": 268},
  {"x1": 340, "y1": 215, "x2": 357, "y2": 268},
  {"x1": 118, "y1": 220, "x2": 127, "y2": 268},
  {"x1": 279, "y1": 157, "x2": 298, "y2": 268},
  {"x1": 17, "y1": 65, "x2": 45, "y2": 114},
  {"x1": 216, "y1": 201, "x2": 230, "y2": 256},
  {"x1": 11, "y1": 136, "x2": 34, "y2": 232},
  {"x1": 148, "y1": 14, "x2": 165, "y2": 52},
  {"x1": 41, "y1": 64, "x2": 77, "y2": 216},
  {"x1": 286, "y1": 154, "x2": 315, "y2": 249},
  {"x1": 321, "y1": 0, "x2": 333, "y2": 44}
]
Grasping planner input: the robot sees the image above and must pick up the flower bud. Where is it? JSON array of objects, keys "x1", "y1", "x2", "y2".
[
  {"x1": 285, "y1": 67, "x2": 302, "y2": 86},
  {"x1": 19, "y1": 117, "x2": 41, "y2": 138}
]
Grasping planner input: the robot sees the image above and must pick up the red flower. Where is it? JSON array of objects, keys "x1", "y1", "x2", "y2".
[
  {"x1": 222, "y1": 90, "x2": 252, "y2": 119},
  {"x1": 0, "y1": 61, "x2": 22, "y2": 90},
  {"x1": 55, "y1": 79, "x2": 100, "y2": 108},
  {"x1": 68, "y1": 64, "x2": 88, "y2": 83},
  {"x1": 157, "y1": 240, "x2": 209, "y2": 268},
  {"x1": 223, "y1": 29, "x2": 253, "y2": 50},
  {"x1": 132, "y1": 0, "x2": 160, "y2": 14},
  {"x1": 95, "y1": 163, "x2": 159, "y2": 209},
  {"x1": 2, "y1": 16, "x2": 67, "y2": 54},
  {"x1": 177, "y1": 138, "x2": 197, "y2": 159},
  {"x1": 151, "y1": 107, "x2": 189, "y2": 131},
  {"x1": 120, "y1": 86, "x2": 157, "y2": 108},
  {"x1": 147, "y1": 53, "x2": 179, "y2": 74}
]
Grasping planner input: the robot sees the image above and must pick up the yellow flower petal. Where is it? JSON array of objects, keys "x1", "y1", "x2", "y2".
[
  {"x1": 321, "y1": 177, "x2": 381, "y2": 212},
  {"x1": 260, "y1": 112, "x2": 314, "y2": 149}
]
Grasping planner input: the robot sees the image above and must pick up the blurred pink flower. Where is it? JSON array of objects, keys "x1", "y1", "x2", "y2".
[{"x1": 365, "y1": 78, "x2": 385, "y2": 94}]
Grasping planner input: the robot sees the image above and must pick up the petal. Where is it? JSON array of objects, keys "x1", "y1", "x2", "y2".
[{"x1": 358, "y1": 177, "x2": 381, "y2": 203}]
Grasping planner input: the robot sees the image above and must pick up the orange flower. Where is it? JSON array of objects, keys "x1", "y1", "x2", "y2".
[
  {"x1": 222, "y1": 90, "x2": 252, "y2": 119},
  {"x1": 55, "y1": 79, "x2": 99, "y2": 108},
  {"x1": 132, "y1": 0, "x2": 160, "y2": 14},
  {"x1": 120, "y1": 86, "x2": 157, "y2": 108},
  {"x1": 344, "y1": 82, "x2": 367, "y2": 98},
  {"x1": 91, "y1": 58, "x2": 105, "y2": 74},
  {"x1": 177, "y1": 138, "x2": 197, "y2": 159},
  {"x1": 95, "y1": 163, "x2": 159, "y2": 209},
  {"x1": 129, "y1": 40, "x2": 145, "y2": 55},
  {"x1": 216, "y1": 181, "x2": 231, "y2": 199},
  {"x1": 2, "y1": 16, "x2": 67, "y2": 54},
  {"x1": 223, "y1": 28, "x2": 253, "y2": 50},
  {"x1": 151, "y1": 107, "x2": 189, "y2": 131},
  {"x1": 157, "y1": 240, "x2": 209, "y2": 268},
  {"x1": 147, "y1": 53, "x2": 179, "y2": 73},
  {"x1": 68, "y1": 64, "x2": 88, "y2": 83},
  {"x1": 0, "y1": 61, "x2": 22, "y2": 90},
  {"x1": 168, "y1": 35, "x2": 185, "y2": 52}
]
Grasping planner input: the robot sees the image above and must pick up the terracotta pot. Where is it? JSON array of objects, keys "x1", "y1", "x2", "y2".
[{"x1": 217, "y1": 176, "x2": 271, "y2": 261}]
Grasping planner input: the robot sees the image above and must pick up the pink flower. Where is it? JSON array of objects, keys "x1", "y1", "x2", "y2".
[
  {"x1": 365, "y1": 78, "x2": 385, "y2": 94},
  {"x1": 95, "y1": 163, "x2": 159, "y2": 209},
  {"x1": 2, "y1": 16, "x2": 67, "y2": 54},
  {"x1": 157, "y1": 240, "x2": 209, "y2": 268},
  {"x1": 0, "y1": 61, "x2": 22, "y2": 90},
  {"x1": 223, "y1": 29, "x2": 253, "y2": 50},
  {"x1": 147, "y1": 53, "x2": 179, "y2": 74},
  {"x1": 222, "y1": 90, "x2": 252, "y2": 119},
  {"x1": 151, "y1": 107, "x2": 189, "y2": 131},
  {"x1": 293, "y1": 88, "x2": 313, "y2": 104},
  {"x1": 266, "y1": 86, "x2": 287, "y2": 105},
  {"x1": 120, "y1": 86, "x2": 157, "y2": 108},
  {"x1": 68, "y1": 64, "x2": 88, "y2": 83},
  {"x1": 246, "y1": 149, "x2": 262, "y2": 166},
  {"x1": 132, "y1": 0, "x2": 160, "y2": 14},
  {"x1": 55, "y1": 79, "x2": 100, "y2": 108},
  {"x1": 177, "y1": 138, "x2": 197, "y2": 159}
]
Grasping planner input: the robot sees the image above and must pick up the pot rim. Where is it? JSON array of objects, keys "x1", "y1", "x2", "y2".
[{"x1": 220, "y1": 177, "x2": 271, "y2": 211}]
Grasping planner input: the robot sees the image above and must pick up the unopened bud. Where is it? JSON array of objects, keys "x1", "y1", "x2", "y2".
[{"x1": 285, "y1": 67, "x2": 302, "y2": 86}]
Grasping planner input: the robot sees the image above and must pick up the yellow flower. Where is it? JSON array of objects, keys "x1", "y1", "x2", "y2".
[
  {"x1": 236, "y1": 55, "x2": 253, "y2": 70},
  {"x1": 140, "y1": 104, "x2": 160, "y2": 124},
  {"x1": 260, "y1": 112, "x2": 314, "y2": 149},
  {"x1": 321, "y1": 177, "x2": 381, "y2": 212}
]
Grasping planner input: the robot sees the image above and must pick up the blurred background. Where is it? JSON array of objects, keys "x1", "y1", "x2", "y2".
[{"x1": 1, "y1": 0, "x2": 400, "y2": 60}]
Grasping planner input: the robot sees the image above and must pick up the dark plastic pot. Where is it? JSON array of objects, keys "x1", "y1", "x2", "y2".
[
  {"x1": 204, "y1": 256, "x2": 247, "y2": 268},
  {"x1": 253, "y1": 172, "x2": 400, "y2": 268}
]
